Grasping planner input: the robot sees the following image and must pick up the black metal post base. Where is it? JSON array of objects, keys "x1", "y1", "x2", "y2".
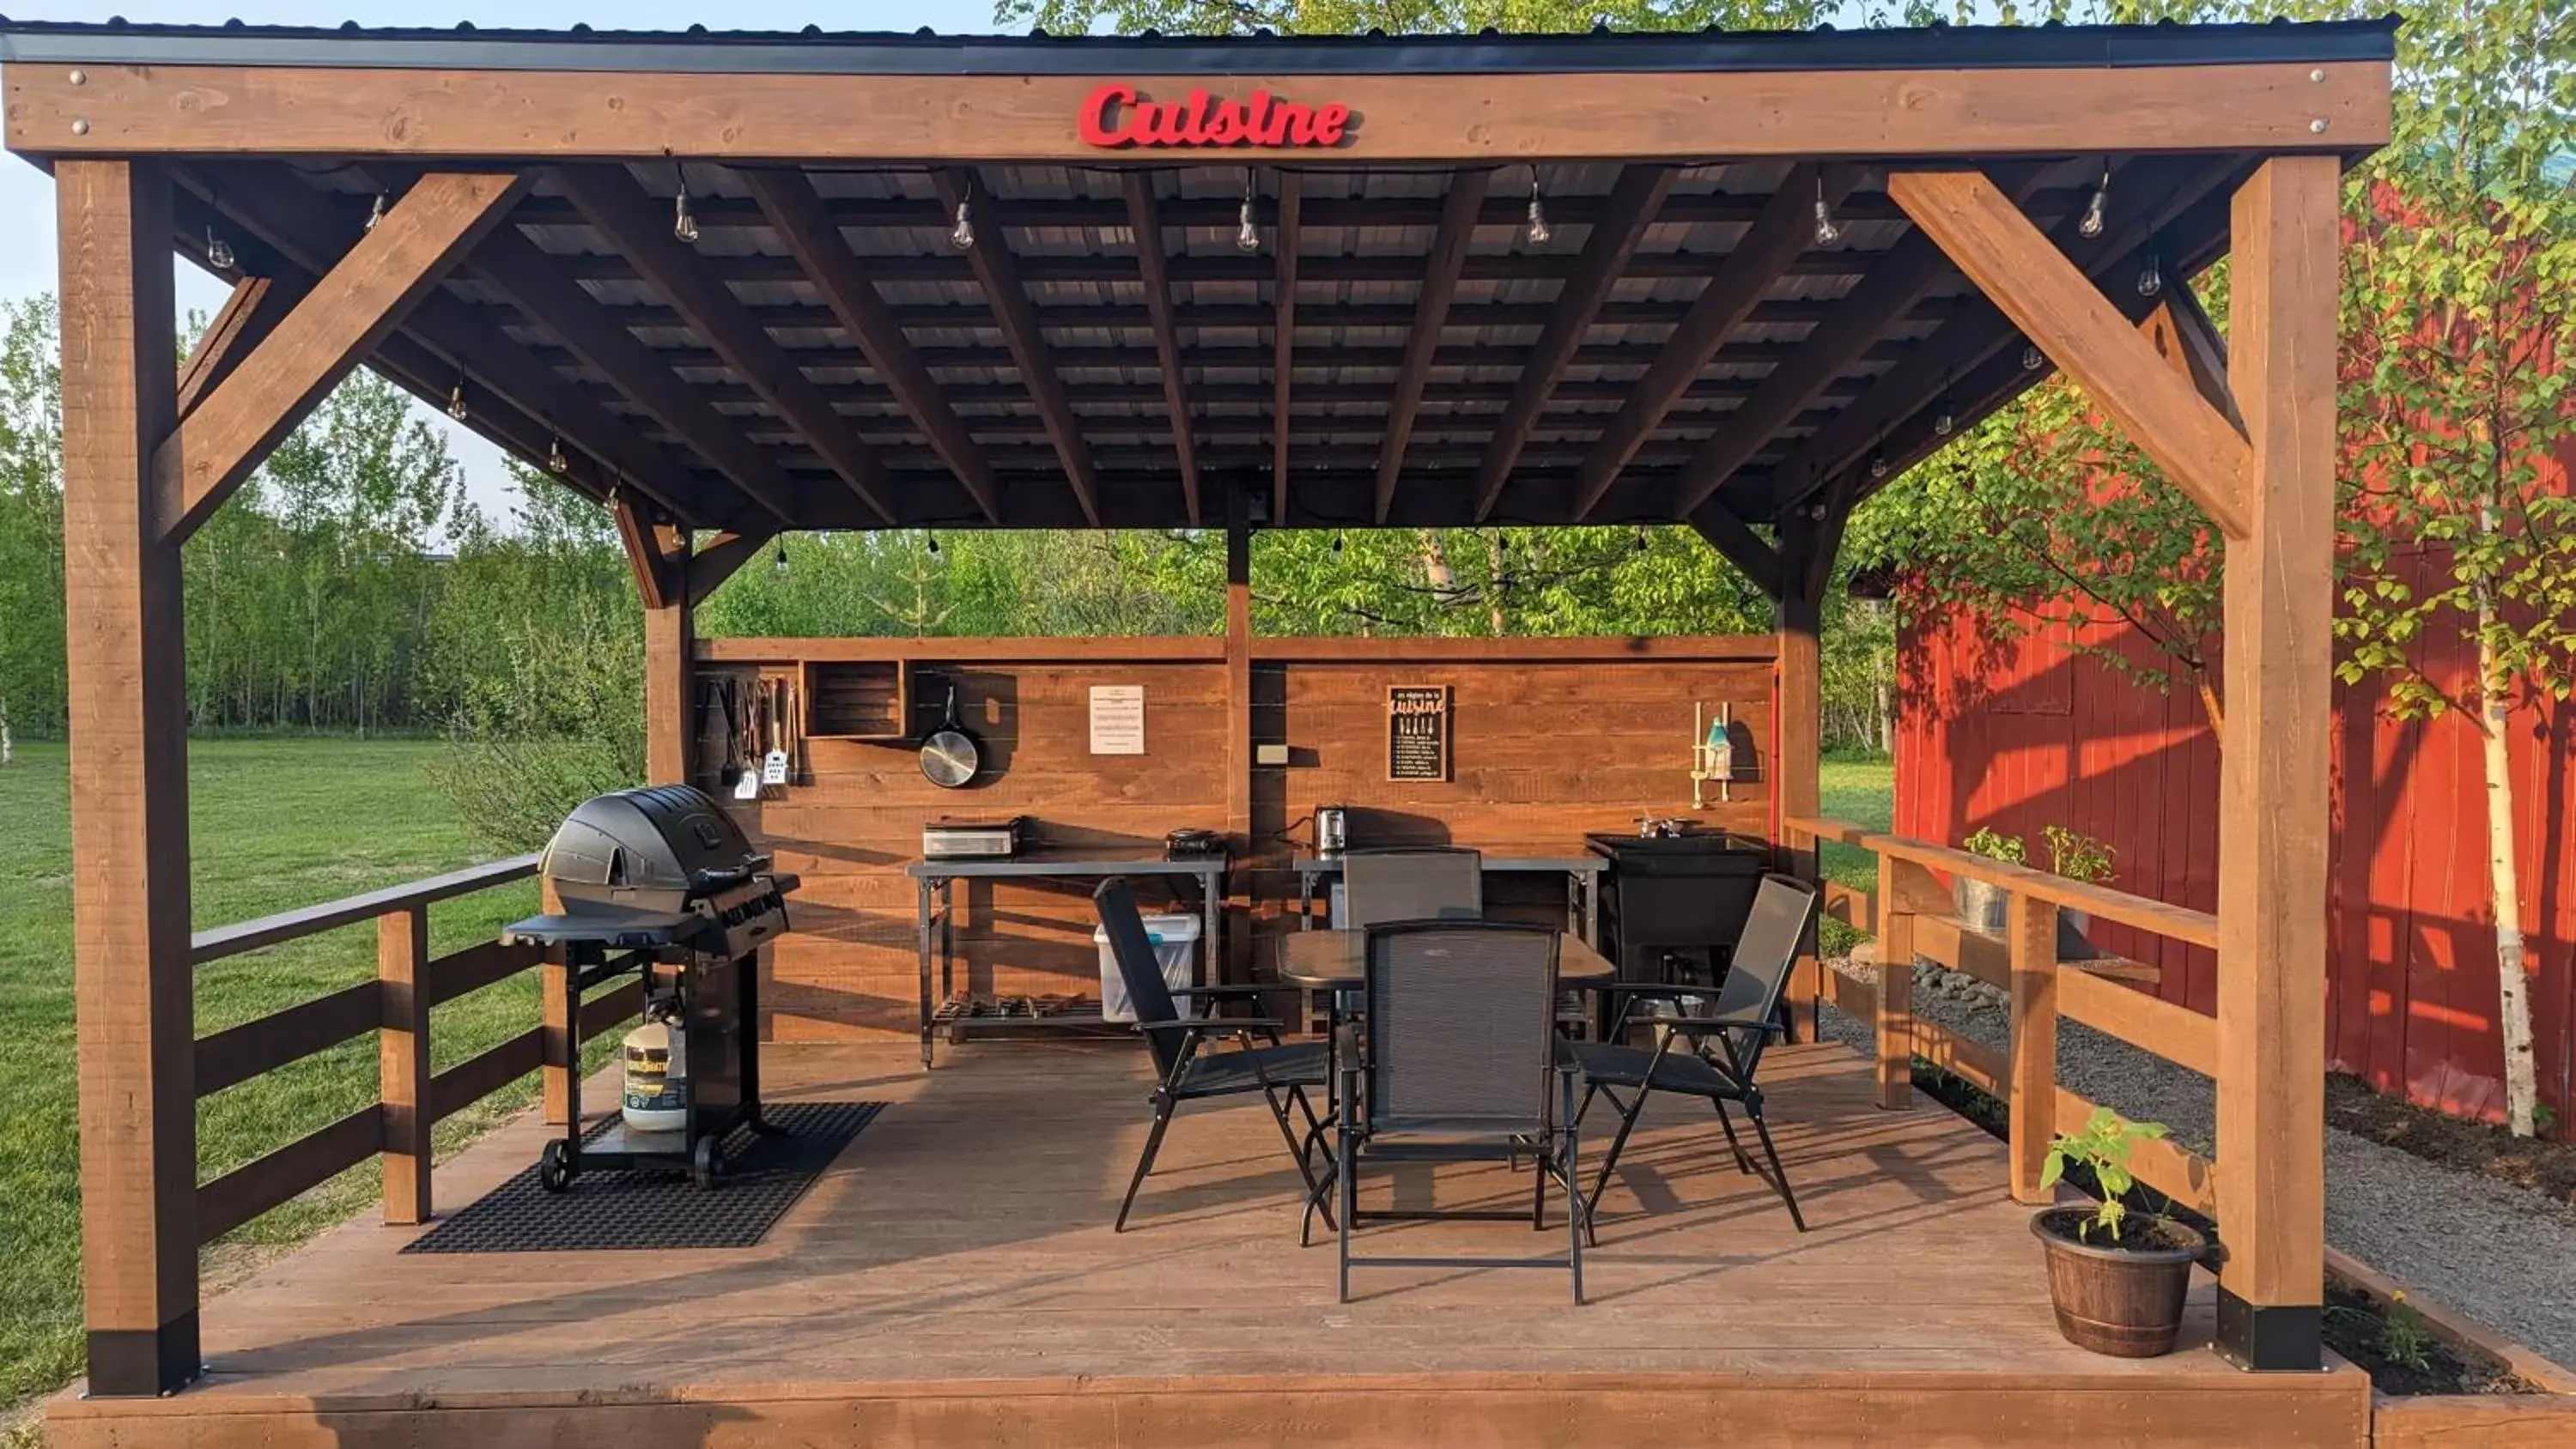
[
  {"x1": 2214, "y1": 1288, "x2": 2322, "y2": 1371},
  {"x1": 84, "y1": 1310, "x2": 201, "y2": 1397}
]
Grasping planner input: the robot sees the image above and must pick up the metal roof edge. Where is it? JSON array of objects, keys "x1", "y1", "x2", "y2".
[{"x1": 0, "y1": 18, "x2": 2402, "y2": 77}]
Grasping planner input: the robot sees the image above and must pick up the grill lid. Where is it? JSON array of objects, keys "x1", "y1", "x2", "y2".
[{"x1": 542, "y1": 784, "x2": 765, "y2": 900}]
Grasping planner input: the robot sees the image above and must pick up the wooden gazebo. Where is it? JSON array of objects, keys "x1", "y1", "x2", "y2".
[{"x1": 10, "y1": 15, "x2": 2391, "y2": 1436}]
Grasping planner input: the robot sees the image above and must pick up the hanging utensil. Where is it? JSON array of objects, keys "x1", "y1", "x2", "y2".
[{"x1": 919, "y1": 685, "x2": 981, "y2": 789}]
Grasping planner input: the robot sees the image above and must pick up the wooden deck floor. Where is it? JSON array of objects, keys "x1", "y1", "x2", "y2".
[{"x1": 52, "y1": 1038, "x2": 2369, "y2": 1447}]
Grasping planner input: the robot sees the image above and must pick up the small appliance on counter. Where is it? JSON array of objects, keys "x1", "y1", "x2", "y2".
[
  {"x1": 921, "y1": 816, "x2": 1025, "y2": 859},
  {"x1": 1313, "y1": 804, "x2": 1351, "y2": 857},
  {"x1": 1163, "y1": 828, "x2": 1224, "y2": 860}
]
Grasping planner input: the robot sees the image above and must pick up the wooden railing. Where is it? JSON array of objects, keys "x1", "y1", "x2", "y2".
[
  {"x1": 187, "y1": 854, "x2": 641, "y2": 1240},
  {"x1": 1788, "y1": 816, "x2": 2220, "y2": 1218}
]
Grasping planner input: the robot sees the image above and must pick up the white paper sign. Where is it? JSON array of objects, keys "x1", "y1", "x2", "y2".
[{"x1": 1089, "y1": 685, "x2": 1146, "y2": 755}]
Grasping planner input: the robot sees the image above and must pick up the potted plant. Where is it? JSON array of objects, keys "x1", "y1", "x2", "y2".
[
  {"x1": 1955, "y1": 827, "x2": 2023, "y2": 931},
  {"x1": 2032, "y1": 1106, "x2": 2206, "y2": 1357},
  {"x1": 2039, "y1": 824, "x2": 2116, "y2": 961}
]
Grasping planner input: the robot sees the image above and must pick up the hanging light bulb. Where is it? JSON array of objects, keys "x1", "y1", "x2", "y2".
[
  {"x1": 925, "y1": 531, "x2": 941, "y2": 556},
  {"x1": 1869, "y1": 453, "x2": 1890, "y2": 480},
  {"x1": 1811, "y1": 175, "x2": 1841, "y2": 248},
  {"x1": 364, "y1": 191, "x2": 388, "y2": 233},
  {"x1": 1525, "y1": 171, "x2": 1552, "y2": 246},
  {"x1": 1935, "y1": 409, "x2": 1955, "y2": 438},
  {"x1": 546, "y1": 436, "x2": 568, "y2": 474},
  {"x1": 1633, "y1": 526, "x2": 1650, "y2": 555},
  {"x1": 2137, "y1": 252, "x2": 2164, "y2": 298},
  {"x1": 2078, "y1": 165, "x2": 2110, "y2": 240},
  {"x1": 447, "y1": 378, "x2": 470, "y2": 421},
  {"x1": 949, "y1": 185, "x2": 975, "y2": 252},
  {"x1": 2022, "y1": 344, "x2": 2045, "y2": 372},
  {"x1": 671, "y1": 164, "x2": 699, "y2": 245},
  {"x1": 1236, "y1": 170, "x2": 1261, "y2": 254},
  {"x1": 205, "y1": 224, "x2": 235, "y2": 271},
  {"x1": 773, "y1": 540, "x2": 789, "y2": 575},
  {"x1": 1330, "y1": 531, "x2": 1345, "y2": 556}
]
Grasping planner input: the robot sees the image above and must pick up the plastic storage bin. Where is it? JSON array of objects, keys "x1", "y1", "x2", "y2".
[{"x1": 1094, "y1": 912, "x2": 1202, "y2": 1022}]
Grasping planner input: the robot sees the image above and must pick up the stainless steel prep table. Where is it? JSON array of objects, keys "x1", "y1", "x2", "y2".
[{"x1": 905, "y1": 848, "x2": 1228, "y2": 1068}]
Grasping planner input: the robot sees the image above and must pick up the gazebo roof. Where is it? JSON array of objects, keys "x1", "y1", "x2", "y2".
[{"x1": 1, "y1": 17, "x2": 2398, "y2": 536}]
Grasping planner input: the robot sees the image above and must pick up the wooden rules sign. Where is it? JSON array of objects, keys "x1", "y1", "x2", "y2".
[{"x1": 1387, "y1": 685, "x2": 1452, "y2": 782}]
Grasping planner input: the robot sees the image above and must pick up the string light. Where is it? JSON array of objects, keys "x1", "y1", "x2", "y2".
[
  {"x1": 1235, "y1": 169, "x2": 1261, "y2": 254},
  {"x1": 2078, "y1": 165, "x2": 2110, "y2": 240},
  {"x1": 2137, "y1": 252, "x2": 2164, "y2": 299},
  {"x1": 1330, "y1": 532, "x2": 1345, "y2": 556},
  {"x1": 205, "y1": 224, "x2": 235, "y2": 271},
  {"x1": 671, "y1": 161, "x2": 699, "y2": 245},
  {"x1": 1633, "y1": 526, "x2": 1650, "y2": 555},
  {"x1": 1811, "y1": 174, "x2": 1841, "y2": 248},
  {"x1": 447, "y1": 378, "x2": 470, "y2": 421},
  {"x1": 1935, "y1": 409, "x2": 1955, "y2": 438},
  {"x1": 925, "y1": 531, "x2": 941, "y2": 555},
  {"x1": 773, "y1": 541, "x2": 789, "y2": 575},
  {"x1": 949, "y1": 180, "x2": 976, "y2": 252},
  {"x1": 364, "y1": 191, "x2": 387, "y2": 233},
  {"x1": 546, "y1": 436, "x2": 568, "y2": 474},
  {"x1": 1525, "y1": 169, "x2": 1552, "y2": 246},
  {"x1": 2022, "y1": 344, "x2": 2045, "y2": 372}
]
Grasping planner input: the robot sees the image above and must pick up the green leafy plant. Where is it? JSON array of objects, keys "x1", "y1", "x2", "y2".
[
  {"x1": 1961, "y1": 827, "x2": 2026, "y2": 865},
  {"x1": 2039, "y1": 825, "x2": 2117, "y2": 886},
  {"x1": 2381, "y1": 1291, "x2": 2438, "y2": 1373},
  {"x1": 2039, "y1": 1106, "x2": 2172, "y2": 1245}
]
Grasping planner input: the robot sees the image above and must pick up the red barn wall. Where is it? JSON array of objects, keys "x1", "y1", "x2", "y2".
[{"x1": 1896, "y1": 552, "x2": 2576, "y2": 1128}]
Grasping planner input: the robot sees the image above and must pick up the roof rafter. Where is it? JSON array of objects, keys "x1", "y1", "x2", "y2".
[
  {"x1": 934, "y1": 167, "x2": 1102, "y2": 527},
  {"x1": 1122, "y1": 171, "x2": 1204, "y2": 526},
  {"x1": 1270, "y1": 172, "x2": 1302, "y2": 524},
  {"x1": 1569, "y1": 162, "x2": 1857, "y2": 522},
  {"x1": 1472, "y1": 164, "x2": 1677, "y2": 521},
  {"x1": 468, "y1": 224, "x2": 800, "y2": 526},
  {"x1": 1669, "y1": 163, "x2": 2050, "y2": 518},
  {"x1": 556, "y1": 162, "x2": 897, "y2": 524},
  {"x1": 744, "y1": 168, "x2": 1002, "y2": 524},
  {"x1": 1374, "y1": 168, "x2": 1492, "y2": 525}
]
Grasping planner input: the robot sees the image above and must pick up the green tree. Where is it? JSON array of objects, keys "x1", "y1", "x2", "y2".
[
  {"x1": 996, "y1": 0, "x2": 1820, "y2": 39},
  {"x1": 0, "y1": 294, "x2": 64, "y2": 755}
]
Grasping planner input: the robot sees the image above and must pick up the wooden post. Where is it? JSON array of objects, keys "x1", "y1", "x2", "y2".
[
  {"x1": 2213, "y1": 154, "x2": 2339, "y2": 1373},
  {"x1": 377, "y1": 905, "x2": 434, "y2": 1224},
  {"x1": 641, "y1": 526, "x2": 694, "y2": 785},
  {"x1": 1772, "y1": 512, "x2": 1830, "y2": 1041},
  {"x1": 58, "y1": 158, "x2": 199, "y2": 1397},
  {"x1": 2007, "y1": 892, "x2": 2061, "y2": 1203},
  {"x1": 1873, "y1": 853, "x2": 1915, "y2": 1109}
]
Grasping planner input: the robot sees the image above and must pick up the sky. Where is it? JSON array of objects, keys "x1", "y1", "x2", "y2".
[{"x1": 0, "y1": 1, "x2": 1005, "y2": 528}]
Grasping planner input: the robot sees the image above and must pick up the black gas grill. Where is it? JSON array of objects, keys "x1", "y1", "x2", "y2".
[{"x1": 505, "y1": 785, "x2": 799, "y2": 1191}]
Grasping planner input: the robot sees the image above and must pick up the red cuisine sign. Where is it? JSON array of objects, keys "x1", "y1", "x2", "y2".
[{"x1": 1078, "y1": 84, "x2": 1353, "y2": 149}]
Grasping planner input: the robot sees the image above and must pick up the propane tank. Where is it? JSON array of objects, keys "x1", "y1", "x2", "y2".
[{"x1": 621, "y1": 1003, "x2": 690, "y2": 1135}]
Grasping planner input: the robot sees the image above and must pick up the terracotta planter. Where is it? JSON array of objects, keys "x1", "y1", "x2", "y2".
[{"x1": 2032, "y1": 1207, "x2": 2203, "y2": 1358}]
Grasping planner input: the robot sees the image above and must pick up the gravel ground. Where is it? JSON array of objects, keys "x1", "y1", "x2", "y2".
[{"x1": 1818, "y1": 956, "x2": 2576, "y2": 1373}]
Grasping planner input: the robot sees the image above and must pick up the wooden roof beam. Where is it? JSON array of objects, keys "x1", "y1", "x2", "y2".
[
  {"x1": 556, "y1": 163, "x2": 897, "y2": 524},
  {"x1": 154, "y1": 170, "x2": 526, "y2": 543},
  {"x1": 1374, "y1": 169, "x2": 1491, "y2": 524},
  {"x1": 1122, "y1": 172, "x2": 1206, "y2": 526},
  {"x1": 744, "y1": 169, "x2": 1001, "y2": 524},
  {"x1": 176, "y1": 273, "x2": 308, "y2": 421},
  {"x1": 2144, "y1": 275, "x2": 2240, "y2": 429},
  {"x1": 1569, "y1": 162, "x2": 1856, "y2": 522},
  {"x1": 1270, "y1": 172, "x2": 1302, "y2": 524},
  {"x1": 1889, "y1": 169, "x2": 2252, "y2": 538},
  {"x1": 176, "y1": 166, "x2": 710, "y2": 525},
  {"x1": 687, "y1": 529, "x2": 781, "y2": 608},
  {"x1": 1472, "y1": 165, "x2": 1676, "y2": 521},
  {"x1": 933, "y1": 167, "x2": 1102, "y2": 528},
  {"x1": 467, "y1": 224, "x2": 800, "y2": 527},
  {"x1": 1748, "y1": 156, "x2": 2241, "y2": 522},
  {"x1": 1689, "y1": 504, "x2": 1785, "y2": 602},
  {"x1": 1668, "y1": 163, "x2": 2047, "y2": 519}
]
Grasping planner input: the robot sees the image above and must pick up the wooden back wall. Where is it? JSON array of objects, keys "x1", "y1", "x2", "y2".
[{"x1": 700, "y1": 636, "x2": 1777, "y2": 1040}]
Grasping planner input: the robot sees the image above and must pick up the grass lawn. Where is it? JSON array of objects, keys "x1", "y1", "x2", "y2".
[
  {"x1": 0, "y1": 738, "x2": 546, "y2": 1413},
  {"x1": 1816, "y1": 752, "x2": 1896, "y2": 949}
]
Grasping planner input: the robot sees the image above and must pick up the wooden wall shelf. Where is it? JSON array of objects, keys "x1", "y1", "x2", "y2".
[{"x1": 803, "y1": 659, "x2": 909, "y2": 741}]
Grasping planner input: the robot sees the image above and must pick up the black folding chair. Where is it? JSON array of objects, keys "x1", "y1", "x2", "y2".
[
  {"x1": 1094, "y1": 878, "x2": 1332, "y2": 1233},
  {"x1": 1563, "y1": 872, "x2": 1821, "y2": 1234},
  {"x1": 1342, "y1": 846, "x2": 1483, "y2": 928},
  {"x1": 1336, "y1": 919, "x2": 1585, "y2": 1304}
]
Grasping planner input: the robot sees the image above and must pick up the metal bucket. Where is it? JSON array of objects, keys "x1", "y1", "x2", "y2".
[{"x1": 1955, "y1": 876, "x2": 2009, "y2": 933}]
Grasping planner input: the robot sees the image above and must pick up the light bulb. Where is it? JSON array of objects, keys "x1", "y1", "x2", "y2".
[
  {"x1": 2023, "y1": 345, "x2": 2045, "y2": 372},
  {"x1": 1526, "y1": 179, "x2": 1552, "y2": 246},
  {"x1": 2137, "y1": 254, "x2": 2163, "y2": 298},
  {"x1": 1331, "y1": 532, "x2": 1345, "y2": 556},
  {"x1": 926, "y1": 532, "x2": 941, "y2": 555},
  {"x1": 364, "y1": 191, "x2": 387, "y2": 233},
  {"x1": 205, "y1": 225, "x2": 235, "y2": 270},
  {"x1": 1236, "y1": 193, "x2": 1261, "y2": 254},
  {"x1": 773, "y1": 542, "x2": 788, "y2": 574},
  {"x1": 1633, "y1": 527, "x2": 1649, "y2": 555},
  {"x1": 671, "y1": 176, "x2": 698, "y2": 245},
  {"x1": 1869, "y1": 454, "x2": 1889, "y2": 480},
  {"x1": 546, "y1": 436, "x2": 568, "y2": 474},
  {"x1": 1812, "y1": 177, "x2": 1840, "y2": 248},
  {"x1": 1935, "y1": 410, "x2": 1955, "y2": 437},
  {"x1": 447, "y1": 378, "x2": 469, "y2": 421},
  {"x1": 2078, "y1": 168, "x2": 2109, "y2": 240},
  {"x1": 949, "y1": 194, "x2": 975, "y2": 252}
]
